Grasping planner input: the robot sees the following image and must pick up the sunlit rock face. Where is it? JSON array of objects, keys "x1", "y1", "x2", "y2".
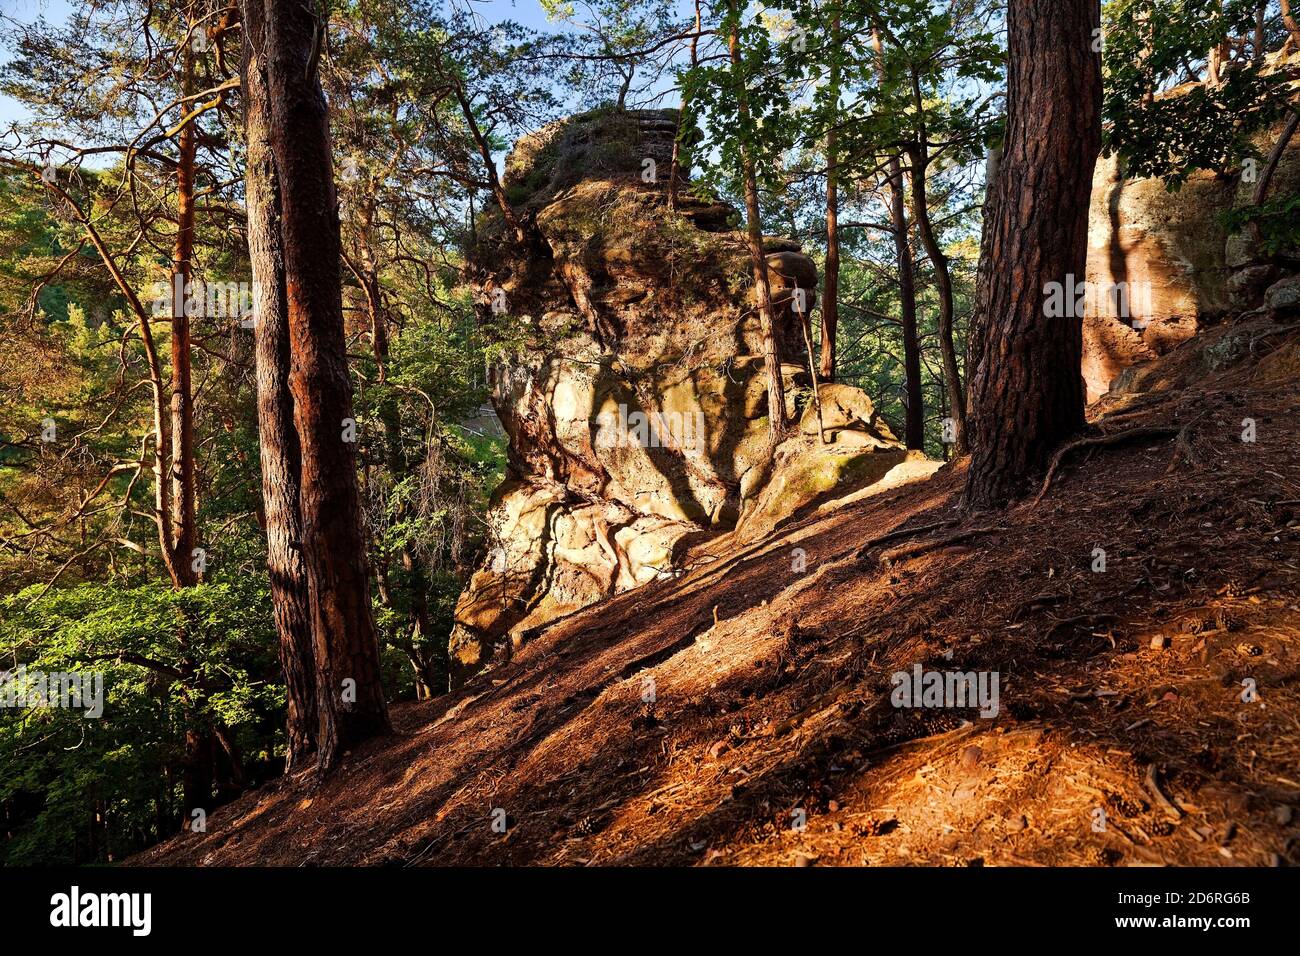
[
  {"x1": 449, "y1": 108, "x2": 936, "y2": 684},
  {"x1": 1082, "y1": 61, "x2": 1300, "y2": 403}
]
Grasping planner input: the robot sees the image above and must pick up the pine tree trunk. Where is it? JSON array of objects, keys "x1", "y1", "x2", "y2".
[
  {"x1": 1284, "y1": 1, "x2": 1300, "y2": 49},
  {"x1": 964, "y1": 0, "x2": 1102, "y2": 510},
  {"x1": 908, "y1": 143, "x2": 966, "y2": 456},
  {"x1": 668, "y1": 0, "x2": 703, "y2": 211},
  {"x1": 171, "y1": 47, "x2": 198, "y2": 586},
  {"x1": 886, "y1": 158, "x2": 925, "y2": 450},
  {"x1": 181, "y1": 728, "x2": 213, "y2": 826},
  {"x1": 820, "y1": 7, "x2": 841, "y2": 383},
  {"x1": 871, "y1": 31, "x2": 924, "y2": 450},
  {"x1": 262, "y1": 0, "x2": 390, "y2": 766},
  {"x1": 454, "y1": 82, "x2": 526, "y2": 245},
  {"x1": 240, "y1": 0, "x2": 318, "y2": 769},
  {"x1": 171, "y1": 36, "x2": 206, "y2": 817},
  {"x1": 728, "y1": 6, "x2": 787, "y2": 445}
]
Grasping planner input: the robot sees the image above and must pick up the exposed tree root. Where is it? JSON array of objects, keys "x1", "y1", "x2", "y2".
[{"x1": 1033, "y1": 426, "x2": 1182, "y2": 505}]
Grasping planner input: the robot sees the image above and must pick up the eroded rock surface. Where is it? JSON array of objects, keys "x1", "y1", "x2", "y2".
[
  {"x1": 449, "y1": 109, "x2": 935, "y2": 683},
  {"x1": 1082, "y1": 56, "x2": 1300, "y2": 401}
]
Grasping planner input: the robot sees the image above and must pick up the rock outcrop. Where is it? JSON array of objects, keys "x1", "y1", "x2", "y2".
[
  {"x1": 449, "y1": 108, "x2": 935, "y2": 683},
  {"x1": 1082, "y1": 53, "x2": 1300, "y2": 402}
]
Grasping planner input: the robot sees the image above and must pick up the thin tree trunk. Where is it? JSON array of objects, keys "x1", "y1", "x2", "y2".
[
  {"x1": 453, "y1": 82, "x2": 526, "y2": 245},
  {"x1": 668, "y1": 0, "x2": 703, "y2": 211},
  {"x1": 357, "y1": 197, "x2": 390, "y2": 381},
  {"x1": 908, "y1": 151, "x2": 966, "y2": 456},
  {"x1": 820, "y1": 5, "x2": 841, "y2": 383},
  {"x1": 181, "y1": 727, "x2": 213, "y2": 825},
  {"x1": 871, "y1": 31, "x2": 924, "y2": 449},
  {"x1": 171, "y1": 46, "x2": 199, "y2": 587},
  {"x1": 965, "y1": 0, "x2": 1102, "y2": 510},
  {"x1": 262, "y1": 0, "x2": 391, "y2": 767},
  {"x1": 907, "y1": 67, "x2": 966, "y2": 455},
  {"x1": 240, "y1": 0, "x2": 318, "y2": 769},
  {"x1": 1207, "y1": 0, "x2": 1230, "y2": 86},
  {"x1": 170, "y1": 36, "x2": 207, "y2": 821},
  {"x1": 1254, "y1": 2, "x2": 1266, "y2": 62},
  {"x1": 728, "y1": 2, "x2": 787, "y2": 446},
  {"x1": 1285, "y1": 0, "x2": 1300, "y2": 49},
  {"x1": 887, "y1": 158, "x2": 925, "y2": 450},
  {"x1": 967, "y1": 143, "x2": 1001, "y2": 410},
  {"x1": 1253, "y1": 110, "x2": 1300, "y2": 209}
]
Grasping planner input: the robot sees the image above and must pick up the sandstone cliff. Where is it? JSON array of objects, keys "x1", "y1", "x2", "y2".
[
  {"x1": 1082, "y1": 53, "x2": 1300, "y2": 401},
  {"x1": 449, "y1": 109, "x2": 935, "y2": 683}
]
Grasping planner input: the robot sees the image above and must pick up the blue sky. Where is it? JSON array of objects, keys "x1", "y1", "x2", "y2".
[
  {"x1": 0, "y1": 0, "x2": 594, "y2": 123},
  {"x1": 0, "y1": 0, "x2": 691, "y2": 135},
  {"x1": 0, "y1": 0, "x2": 73, "y2": 125}
]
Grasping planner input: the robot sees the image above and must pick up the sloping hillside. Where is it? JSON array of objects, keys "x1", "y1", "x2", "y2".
[{"x1": 136, "y1": 320, "x2": 1300, "y2": 867}]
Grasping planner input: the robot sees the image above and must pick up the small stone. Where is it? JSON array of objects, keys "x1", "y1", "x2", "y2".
[
  {"x1": 1276, "y1": 805, "x2": 1294, "y2": 826},
  {"x1": 1264, "y1": 275, "x2": 1300, "y2": 313},
  {"x1": 1150, "y1": 634, "x2": 1170, "y2": 650}
]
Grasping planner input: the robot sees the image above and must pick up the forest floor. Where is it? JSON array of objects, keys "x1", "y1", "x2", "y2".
[{"x1": 137, "y1": 317, "x2": 1300, "y2": 867}]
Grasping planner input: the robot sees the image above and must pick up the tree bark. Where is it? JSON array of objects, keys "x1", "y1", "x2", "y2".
[
  {"x1": 171, "y1": 34, "x2": 209, "y2": 820},
  {"x1": 1284, "y1": 1, "x2": 1300, "y2": 50},
  {"x1": 887, "y1": 158, "x2": 925, "y2": 450},
  {"x1": 871, "y1": 31, "x2": 923, "y2": 449},
  {"x1": 966, "y1": 143, "x2": 1001, "y2": 406},
  {"x1": 1206, "y1": 0, "x2": 1231, "y2": 86},
  {"x1": 240, "y1": 0, "x2": 318, "y2": 769},
  {"x1": 262, "y1": 0, "x2": 390, "y2": 766},
  {"x1": 964, "y1": 0, "x2": 1102, "y2": 510},
  {"x1": 820, "y1": 6, "x2": 841, "y2": 383},
  {"x1": 171, "y1": 46, "x2": 199, "y2": 587},
  {"x1": 668, "y1": 0, "x2": 703, "y2": 211},
  {"x1": 453, "y1": 82, "x2": 527, "y2": 245},
  {"x1": 181, "y1": 727, "x2": 213, "y2": 825},
  {"x1": 907, "y1": 66, "x2": 966, "y2": 456},
  {"x1": 728, "y1": 3, "x2": 787, "y2": 445}
]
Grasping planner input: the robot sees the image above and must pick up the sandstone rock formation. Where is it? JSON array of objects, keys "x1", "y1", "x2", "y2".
[
  {"x1": 1082, "y1": 54, "x2": 1300, "y2": 402},
  {"x1": 449, "y1": 108, "x2": 935, "y2": 683}
]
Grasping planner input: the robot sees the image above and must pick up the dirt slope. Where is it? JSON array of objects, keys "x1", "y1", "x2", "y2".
[{"x1": 136, "y1": 321, "x2": 1300, "y2": 867}]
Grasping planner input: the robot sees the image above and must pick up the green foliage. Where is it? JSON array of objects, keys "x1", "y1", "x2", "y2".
[
  {"x1": 1103, "y1": 0, "x2": 1291, "y2": 187},
  {"x1": 1223, "y1": 192, "x2": 1300, "y2": 255},
  {"x1": 0, "y1": 571, "x2": 282, "y2": 864}
]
